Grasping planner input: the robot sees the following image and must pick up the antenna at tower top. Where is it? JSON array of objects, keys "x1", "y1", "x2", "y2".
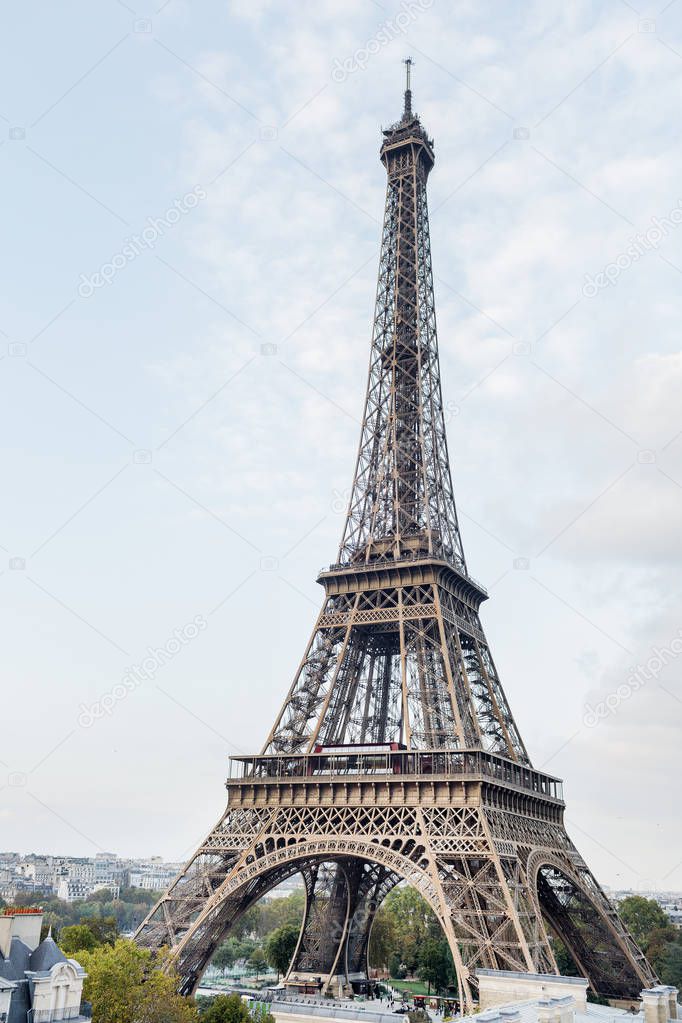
[{"x1": 403, "y1": 56, "x2": 413, "y2": 118}]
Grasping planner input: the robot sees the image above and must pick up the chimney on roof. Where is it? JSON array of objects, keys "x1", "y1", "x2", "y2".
[
  {"x1": 665, "y1": 986, "x2": 679, "y2": 1020},
  {"x1": 0, "y1": 910, "x2": 43, "y2": 958},
  {"x1": 537, "y1": 995, "x2": 576, "y2": 1023},
  {"x1": 641, "y1": 986, "x2": 679, "y2": 1023},
  {"x1": 500, "y1": 1009, "x2": 522, "y2": 1023},
  {"x1": 478, "y1": 1011, "x2": 501, "y2": 1023},
  {"x1": 538, "y1": 998, "x2": 555, "y2": 1023}
]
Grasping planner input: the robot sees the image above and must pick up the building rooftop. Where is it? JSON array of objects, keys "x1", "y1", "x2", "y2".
[
  {"x1": 29, "y1": 933, "x2": 67, "y2": 973},
  {"x1": 459, "y1": 1000, "x2": 644, "y2": 1023}
]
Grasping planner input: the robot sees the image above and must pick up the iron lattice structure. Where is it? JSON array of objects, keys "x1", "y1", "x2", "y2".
[{"x1": 136, "y1": 71, "x2": 657, "y2": 1009}]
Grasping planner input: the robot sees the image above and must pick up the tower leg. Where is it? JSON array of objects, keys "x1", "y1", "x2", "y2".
[
  {"x1": 286, "y1": 861, "x2": 354, "y2": 994},
  {"x1": 530, "y1": 858, "x2": 654, "y2": 1000},
  {"x1": 286, "y1": 860, "x2": 400, "y2": 995},
  {"x1": 344, "y1": 863, "x2": 401, "y2": 986}
]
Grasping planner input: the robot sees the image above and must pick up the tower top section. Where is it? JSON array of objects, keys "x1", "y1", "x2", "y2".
[
  {"x1": 338, "y1": 60, "x2": 457, "y2": 573},
  {"x1": 380, "y1": 57, "x2": 434, "y2": 177}
]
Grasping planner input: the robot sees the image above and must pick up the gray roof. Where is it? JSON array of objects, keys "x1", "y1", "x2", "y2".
[
  {"x1": 0, "y1": 955, "x2": 21, "y2": 983},
  {"x1": 29, "y1": 935, "x2": 66, "y2": 973},
  {"x1": 8, "y1": 938, "x2": 30, "y2": 974}
]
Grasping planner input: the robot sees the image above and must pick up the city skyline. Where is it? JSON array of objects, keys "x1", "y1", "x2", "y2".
[{"x1": 2, "y1": 847, "x2": 681, "y2": 898}]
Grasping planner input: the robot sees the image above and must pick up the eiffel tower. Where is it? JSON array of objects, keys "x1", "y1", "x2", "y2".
[{"x1": 136, "y1": 63, "x2": 657, "y2": 1009}]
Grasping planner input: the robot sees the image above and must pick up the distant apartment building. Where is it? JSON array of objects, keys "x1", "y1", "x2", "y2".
[
  {"x1": 127, "y1": 869, "x2": 176, "y2": 891},
  {"x1": 22, "y1": 859, "x2": 53, "y2": 886},
  {"x1": 65, "y1": 860, "x2": 95, "y2": 884},
  {"x1": 56, "y1": 879, "x2": 120, "y2": 903}
]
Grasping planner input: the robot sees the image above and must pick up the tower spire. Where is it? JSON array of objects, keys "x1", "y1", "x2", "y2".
[{"x1": 403, "y1": 56, "x2": 413, "y2": 118}]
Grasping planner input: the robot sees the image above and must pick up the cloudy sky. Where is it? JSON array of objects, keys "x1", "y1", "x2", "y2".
[{"x1": 1, "y1": 0, "x2": 681, "y2": 892}]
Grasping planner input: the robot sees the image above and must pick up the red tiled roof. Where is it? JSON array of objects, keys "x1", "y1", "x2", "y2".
[{"x1": 0, "y1": 907, "x2": 43, "y2": 916}]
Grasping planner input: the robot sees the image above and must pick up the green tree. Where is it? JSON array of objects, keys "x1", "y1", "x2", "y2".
[
  {"x1": 388, "y1": 951, "x2": 404, "y2": 979},
  {"x1": 59, "y1": 923, "x2": 99, "y2": 956},
  {"x1": 660, "y1": 942, "x2": 682, "y2": 988},
  {"x1": 644, "y1": 926, "x2": 680, "y2": 975},
  {"x1": 210, "y1": 936, "x2": 257, "y2": 975},
  {"x1": 368, "y1": 906, "x2": 398, "y2": 970},
  {"x1": 87, "y1": 915, "x2": 118, "y2": 947},
  {"x1": 618, "y1": 897, "x2": 669, "y2": 947},
  {"x1": 238, "y1": 937, "x2": 257, "y2": 959},
  {"x1": 378, "y1": 887, "x2": 441, "y2": 975},
  {"x1": 240, "y1": 892, "x2": 306, "y2": 940},
  {"x1": 212, "y1": 942, "x2": 237, "y2": 975},
  {"x1": 233, "y1": 904, "x2": 261, "y2": 940},
  {"x1": 78, "y1": 938, "x2": 197, "y2": 1023},
  {"x1": 417, "y1": 937, "x2": 453, "y2": 994},
  {"x1": 230, "y1": 936, "x2": 257, "y2": 964},
  {"x1": 264, "y1": 923, "x2": 298, "y2": 978},
  {"x1": 138, "y1": 964, "x2": 199, "y2": 1023},
  {"x1": 198, "y1": 993, "x2": 251, "y2": 1023},
  {"x1": 248, "y1": 946, "x2": 268, "y2": 980}
]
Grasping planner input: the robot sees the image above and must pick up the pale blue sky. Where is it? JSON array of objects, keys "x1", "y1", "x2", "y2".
[{"x1": 1, "y1": 0, "x2": 681, "y2": 890}]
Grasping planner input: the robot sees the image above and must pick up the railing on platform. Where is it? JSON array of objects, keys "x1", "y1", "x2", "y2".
[
  {"x1": 227, "y1": 748, "x2": 563, "y2": 802},
  {"x1": 319, "y1": 552, "x2": 488, "y2": 598}
]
